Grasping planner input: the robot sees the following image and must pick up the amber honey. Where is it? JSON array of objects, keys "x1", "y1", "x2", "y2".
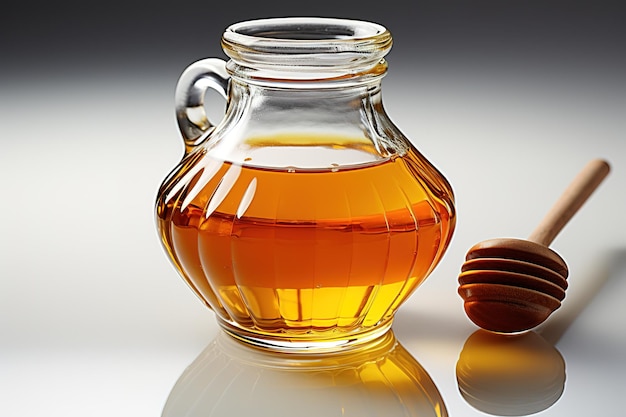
[{"x1": 156, "y1": 141, "x2": 455, "y2": 347}]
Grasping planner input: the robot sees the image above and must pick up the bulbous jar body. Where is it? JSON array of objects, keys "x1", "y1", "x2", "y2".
[{"x1": 156, "y1": 17, "x2": 456, "y2": 352}]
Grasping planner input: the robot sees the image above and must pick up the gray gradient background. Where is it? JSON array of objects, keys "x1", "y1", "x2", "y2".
[{"x1": 2, "y1": 1, "x2": 626, "y2": 416}]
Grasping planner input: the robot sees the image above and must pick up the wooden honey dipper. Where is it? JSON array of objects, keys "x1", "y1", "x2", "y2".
[{"x1": 458, "y1": 159, "x2": 610, "y2": 333}]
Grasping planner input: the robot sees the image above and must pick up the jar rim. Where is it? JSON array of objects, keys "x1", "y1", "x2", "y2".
[{"x1": 222, "y1": 17, "x2": 392, "y2": 70}]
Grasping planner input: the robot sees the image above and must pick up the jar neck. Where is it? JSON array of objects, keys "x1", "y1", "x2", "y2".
[{"x1": 225, "y1": 70, "x2": 387, "y2": 137}]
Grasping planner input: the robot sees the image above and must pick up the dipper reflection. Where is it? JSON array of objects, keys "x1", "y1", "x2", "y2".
[
  {"x1": 163, "y1": 330, "x2": 447, "y2": 417},
  {"x1": 456, "y1": 330, "x2": 565, "y2": 416}
]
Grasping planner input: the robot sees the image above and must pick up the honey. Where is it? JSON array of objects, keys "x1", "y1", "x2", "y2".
[{"x1": 156, "y1": 140, "x2": 455, "y2": 346}]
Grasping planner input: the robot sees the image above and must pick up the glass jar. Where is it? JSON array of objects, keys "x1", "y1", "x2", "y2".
[{"x1": 156, "y1": 17, "x2": 456, "y2": 352}]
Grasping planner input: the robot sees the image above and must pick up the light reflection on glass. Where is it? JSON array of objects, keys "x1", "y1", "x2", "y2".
[
  {"x1": 162, "y1": 330, "x2": 448, "y2": 417},
  {"x1": 456, "y1": 330, "x2": 566, "y2": 416}
]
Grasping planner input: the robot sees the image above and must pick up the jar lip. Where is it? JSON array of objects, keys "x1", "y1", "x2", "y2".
[{"x1": 222, "y1": 17, "x2": 392, "y2": 69}]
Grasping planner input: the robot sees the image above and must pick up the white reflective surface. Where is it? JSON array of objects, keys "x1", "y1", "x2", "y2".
[{"x1": 1, "y1": 66, "x2": 625, "y2": 416}]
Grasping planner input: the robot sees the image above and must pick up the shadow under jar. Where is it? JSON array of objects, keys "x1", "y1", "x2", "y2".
[{"x1": 156, "y1": 17, "x2": 456, "y2": 352}]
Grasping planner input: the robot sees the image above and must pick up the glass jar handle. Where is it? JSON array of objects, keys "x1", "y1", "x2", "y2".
[{"x1": 175, "y1": 58, "x2": 229, "y2": 153}]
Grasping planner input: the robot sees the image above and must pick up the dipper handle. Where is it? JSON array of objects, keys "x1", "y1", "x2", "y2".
[{"x1": 528, "y1": 159, "x2": 610, "y2": 247}]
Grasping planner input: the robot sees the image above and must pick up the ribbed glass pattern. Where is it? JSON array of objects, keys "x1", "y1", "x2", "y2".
[{"x1": 156, "y1": 146, "x2": 455, "y2": 348}]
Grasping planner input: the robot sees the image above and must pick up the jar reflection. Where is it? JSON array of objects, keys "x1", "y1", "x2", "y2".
[
  {"x1": 162, "y1": 330, "x2": 447, "y2": 417},
  {"x1": 456, "y1": 330, "x2": 566, "y2": 416}
]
